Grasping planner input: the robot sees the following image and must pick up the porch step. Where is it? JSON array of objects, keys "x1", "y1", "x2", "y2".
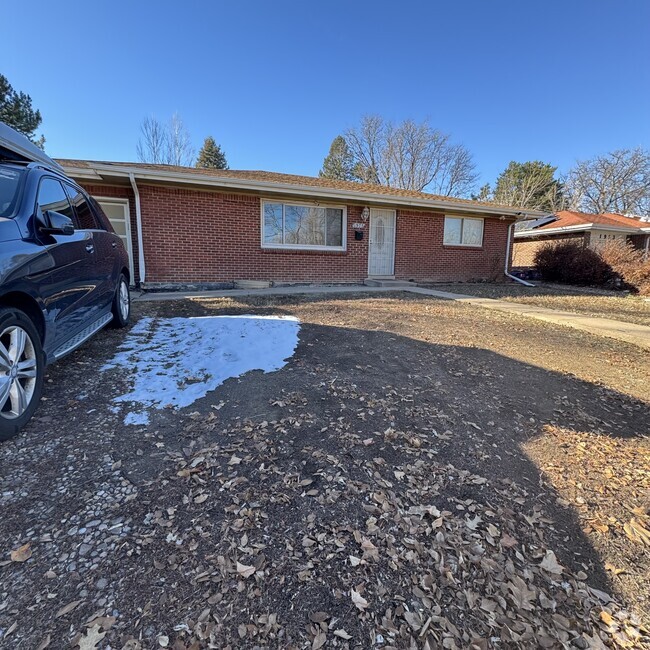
[{"x1": 364, "y1": 278, "x2": 414, "y2": 288}]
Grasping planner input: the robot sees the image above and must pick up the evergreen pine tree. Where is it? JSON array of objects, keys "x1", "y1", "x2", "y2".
[
  {"x1": 493, "y1": 161, "x2": 563, "y2": 212},
  {"x1": 0, "y1": 74, "x2": 45, "y2": 148},
  {"x1": 319, "y1": 136, "x2": 356, "y2": 181},
  {"x1": 196, "y1": 136, "x2": 228, "y2": 169}
]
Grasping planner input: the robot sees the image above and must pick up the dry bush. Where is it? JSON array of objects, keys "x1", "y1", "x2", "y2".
[
  {"x1": 534, "y1": 241, "x2": 611, "y2": 286},
  {"x1": 600, "y1": 240, "x2": 650, "y2": 295}
]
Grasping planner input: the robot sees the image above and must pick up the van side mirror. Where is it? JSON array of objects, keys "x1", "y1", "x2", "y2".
[{"x1": 41, "y1": 210, "x2": 75, "y2": 236}]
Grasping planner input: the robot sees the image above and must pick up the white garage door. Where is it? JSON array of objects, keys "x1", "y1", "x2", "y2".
[{"x1": 97, "y1": 198, "x2": 135, "y2": 285}]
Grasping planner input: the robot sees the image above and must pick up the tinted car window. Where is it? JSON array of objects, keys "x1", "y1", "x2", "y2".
[
  {"x1": 38, "y1": 178, "x2": 75, "y2": 223},
  {"x1": 65, "y1": 183, "x2": 99, "y2": 230},
  {"x1": 88, "y1": 196, "x2": 114, "y2": 232},
  {"x1": 0, "y1": 166, "x2": 25, "y2": 218}
]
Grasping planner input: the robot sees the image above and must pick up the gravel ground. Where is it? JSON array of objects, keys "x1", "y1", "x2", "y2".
[
  {"x1": 0, "y1": 293, "x2": 648, "y2": 649},
  {"x1": 426, "y1": 283, "x2": 650, "y2": 327}
]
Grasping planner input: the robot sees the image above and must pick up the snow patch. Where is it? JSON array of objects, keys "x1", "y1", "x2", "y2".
[
  {"x1": 103, "y1": 315, "x2": 300, "y2": 416},
  {"x1": 123, "y1": 411, "x2": 150, "y2": 426}
]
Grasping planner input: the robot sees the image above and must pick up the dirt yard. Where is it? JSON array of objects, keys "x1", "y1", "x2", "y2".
[
  {"x1": 0, "y1": 293, "x2": 648, "y2": 649},
  {"x1": 428, "y1": 283, "x2": 650, "y2": 327}
]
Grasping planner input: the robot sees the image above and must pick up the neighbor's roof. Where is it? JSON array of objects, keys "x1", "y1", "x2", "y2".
[
  {"x1": 55, "y1": 159, "x2": 543, "y2": 218},
  {"x1": 515, "y1": 210, "x2": 650, "y2": 236}
]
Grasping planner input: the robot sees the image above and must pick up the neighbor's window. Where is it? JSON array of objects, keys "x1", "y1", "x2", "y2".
[
  {"x1": 262, "y1": 201, "x2": 345, "y2": 249},
  {"x1": 443, "y1": 216, "x2": 484, "y2": 247}
]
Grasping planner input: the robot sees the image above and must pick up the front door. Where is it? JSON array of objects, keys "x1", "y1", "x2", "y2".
[{"x1": 368, "y1": 208, "x2": 396, "y2": 276}]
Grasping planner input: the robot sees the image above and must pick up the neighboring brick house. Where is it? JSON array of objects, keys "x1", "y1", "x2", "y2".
[
  {"x1": 57, "y1": 159, "x2": 540, "y2": 289},
  {"x1": 513, "y1": 210, "x2": 650, "y2": 268}
]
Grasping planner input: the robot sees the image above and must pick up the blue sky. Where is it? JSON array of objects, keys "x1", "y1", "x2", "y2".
[{"x1": 4, "y1": 0, "x2": 649, "y2": 189}]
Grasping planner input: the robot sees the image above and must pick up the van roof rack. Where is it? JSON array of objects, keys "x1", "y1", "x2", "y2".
[{"x1": 0, "y1": 121, "x2": 64, "y2": 173}]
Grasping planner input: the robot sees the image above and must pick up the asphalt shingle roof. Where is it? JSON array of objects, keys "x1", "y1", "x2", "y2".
[
  {"x1": 56, "y1": 159, "x2": 523, "y2": 212},
  {"x1": 532, "y1": 210, "x2": 647, "y2": 231}
]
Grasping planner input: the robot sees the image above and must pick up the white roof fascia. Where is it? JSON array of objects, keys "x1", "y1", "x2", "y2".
[
  {"x1": 60, "y1": 162, "x2": 544, "y2": 219},
  {"x1": 515, "y1": 223, "x2": 644, "y2": 237}
]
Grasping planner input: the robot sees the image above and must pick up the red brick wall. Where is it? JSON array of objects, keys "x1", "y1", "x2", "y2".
[
  {"x1": 394, "y1": 209, "x2": 511, "y2": 282},
  {"x1": 512, "y1": 232, "x2": 587, "y2": 268},
  {"x1": 79, "y1": 181, "x2": 515, "y2": 286},
  {"x1": 136, "y1": 185, "x2": 368, "y2": 285},
  {"x1": 81, "y1": 183, "x2": 139, "y2": 283}
]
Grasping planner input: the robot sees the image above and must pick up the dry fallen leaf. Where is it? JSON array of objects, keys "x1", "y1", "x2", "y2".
[
  {"x1": 623, "y1": 519, "x2": 650, "y2": 546},
  {"x1": 10, "y1": 543, "x2": 32, "y2": 563},
  {"x1": 500, "y1": 534, "x2": 518, "y2": 548},
  {"x1": 334, "y1": 629, "x2": 352, "y2": 640},
  {"x1": 351, "y1": 589, "x2": 369, "y2": 611},
  {"x1": 77, "y1": 625, "x2": 106, "y2": 650},
  {"x1": 56, "y1": 599, "x2": 84, "y2": 618},
  {"x1": 312, "y1": 630, "x2": 327, "y2": 650},
  {"x1": 228, "y1": 454, "x2": 242, "y2": 465},
  {"x1": 539, "y1": 550, "x2": 563, "y2": 575},
  {"x1": 465, "y1": 515, "x2": 482, "y2": 530},
  {"x1": 236, "y1": 561, "x2": 256, "y2": 578},
  {"x1": 604, "y1": 562, "x2": 626, "y2": 576}
]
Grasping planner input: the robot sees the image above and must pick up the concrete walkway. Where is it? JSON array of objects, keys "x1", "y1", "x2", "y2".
[
  {"x1": 407, "y1": 287, "x2": 650, "y2": 350},
  {"x1": 134, "y1": 284, "x2": 650, "y2": 351}
]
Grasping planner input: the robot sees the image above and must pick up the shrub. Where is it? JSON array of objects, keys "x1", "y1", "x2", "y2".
[
  {"x1": 600, "y1": 240, "x2": 650, "y2": 295},
  {"x1": 534, "y1": 240, "x2": 612, "y2": 286}
]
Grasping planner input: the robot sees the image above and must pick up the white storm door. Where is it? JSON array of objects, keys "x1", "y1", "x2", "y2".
[
  {"x1": 96, "y1": 198, "x2": 135, "y2": 285},
  {"x1": 368, "y1": 208, "x2": 396, "y2": 276}
]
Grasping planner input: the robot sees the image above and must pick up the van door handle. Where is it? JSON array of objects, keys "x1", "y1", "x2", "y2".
[{"x1": 85, "y1": 243, "x2": 94, "y2": 253}]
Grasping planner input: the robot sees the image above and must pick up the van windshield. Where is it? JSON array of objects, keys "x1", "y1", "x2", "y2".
[{"x1": 0, "y1": 166, "x2": 25, "y2": 218}]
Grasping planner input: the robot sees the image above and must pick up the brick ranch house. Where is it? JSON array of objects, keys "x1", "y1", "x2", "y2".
[
  {"x1": 57, "y1": 159, "x2": 542, "y2": 289},
  {"x1": 513, "y1": 210, "x2": 650, "y2": 269}
]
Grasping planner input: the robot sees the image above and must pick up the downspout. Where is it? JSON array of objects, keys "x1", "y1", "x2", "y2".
[
  {"x1": 645, "y1": 233, "x2": 650, "y2": 261},
  {"x1": 129, "y1": 173, "x2": 146, "y2": 286},
  {"x1": 505, "y1": 222, "x2": 534, "y2": 287}
]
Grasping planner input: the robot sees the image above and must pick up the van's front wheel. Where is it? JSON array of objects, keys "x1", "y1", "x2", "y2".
[{"x1": 0, "y1": 307, "x2": 45, "y2": 441}]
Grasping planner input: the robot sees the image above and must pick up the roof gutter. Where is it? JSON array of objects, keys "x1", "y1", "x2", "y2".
[
  {"x1": 60, "y1": 162, "x2": 544, "y2": 219},
  {"x1": 128, "y1": 173, "x2": 146, "y2": 285},
  {"x1": 505, "y1": 222, "x2": 534, "y2": 287},
  {"x1": 515, "y1": 223, "x2": 645, "y2": 237}
]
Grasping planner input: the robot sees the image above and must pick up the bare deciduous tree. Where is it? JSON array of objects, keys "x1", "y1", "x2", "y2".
[
  {"x1": 566, "y1": 148, "x2": 650, "y2": 216},
  {"x1": 136, "y1": 113, "x2": 195, "y2": 166},
  {"x1": 343, "y1": 116, "x2": 478, "y2": 196},
  {"x1": 166, "y1": 113, "x2": 195, "y2": 167},
  {"x1": 136, "y1": 116, "x2": 167, "y2": 164}
]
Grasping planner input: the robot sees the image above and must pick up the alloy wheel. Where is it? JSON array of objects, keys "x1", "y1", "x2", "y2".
[
  {"x1": 0, "y1": 325, "x2": 38, "y2": 419},
  {"x1": 119, "y1": 280, "x2": 130, "y2": 321}
]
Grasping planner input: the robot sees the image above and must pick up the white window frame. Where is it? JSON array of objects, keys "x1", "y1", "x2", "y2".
[
  {"x1": 261, "y1": 199, "x2": 347, "y2": 251},
  {"x1": 443, "y1": 216, "x2": 484, "y2": 247}
]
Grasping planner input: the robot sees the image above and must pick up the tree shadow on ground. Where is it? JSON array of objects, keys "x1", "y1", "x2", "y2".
[
  {"x1": 2, "y1": 297, "x2": 648, "y2": 648},
  {"x1": 179, "y1": 299, "x2": 649, "y2": 614}
]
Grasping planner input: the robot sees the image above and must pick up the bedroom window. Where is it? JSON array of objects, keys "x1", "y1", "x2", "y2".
[
  {"x1": 443, "y1": 216, "x2": 484, "y2": 247},
  {"x1": 262, "y1": 201, "x2": 346, "y2": 250}
]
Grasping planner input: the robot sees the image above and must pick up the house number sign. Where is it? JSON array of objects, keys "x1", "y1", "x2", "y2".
[{"x1": 352, "y1": 222, "x2": 366, "y2": 229}]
